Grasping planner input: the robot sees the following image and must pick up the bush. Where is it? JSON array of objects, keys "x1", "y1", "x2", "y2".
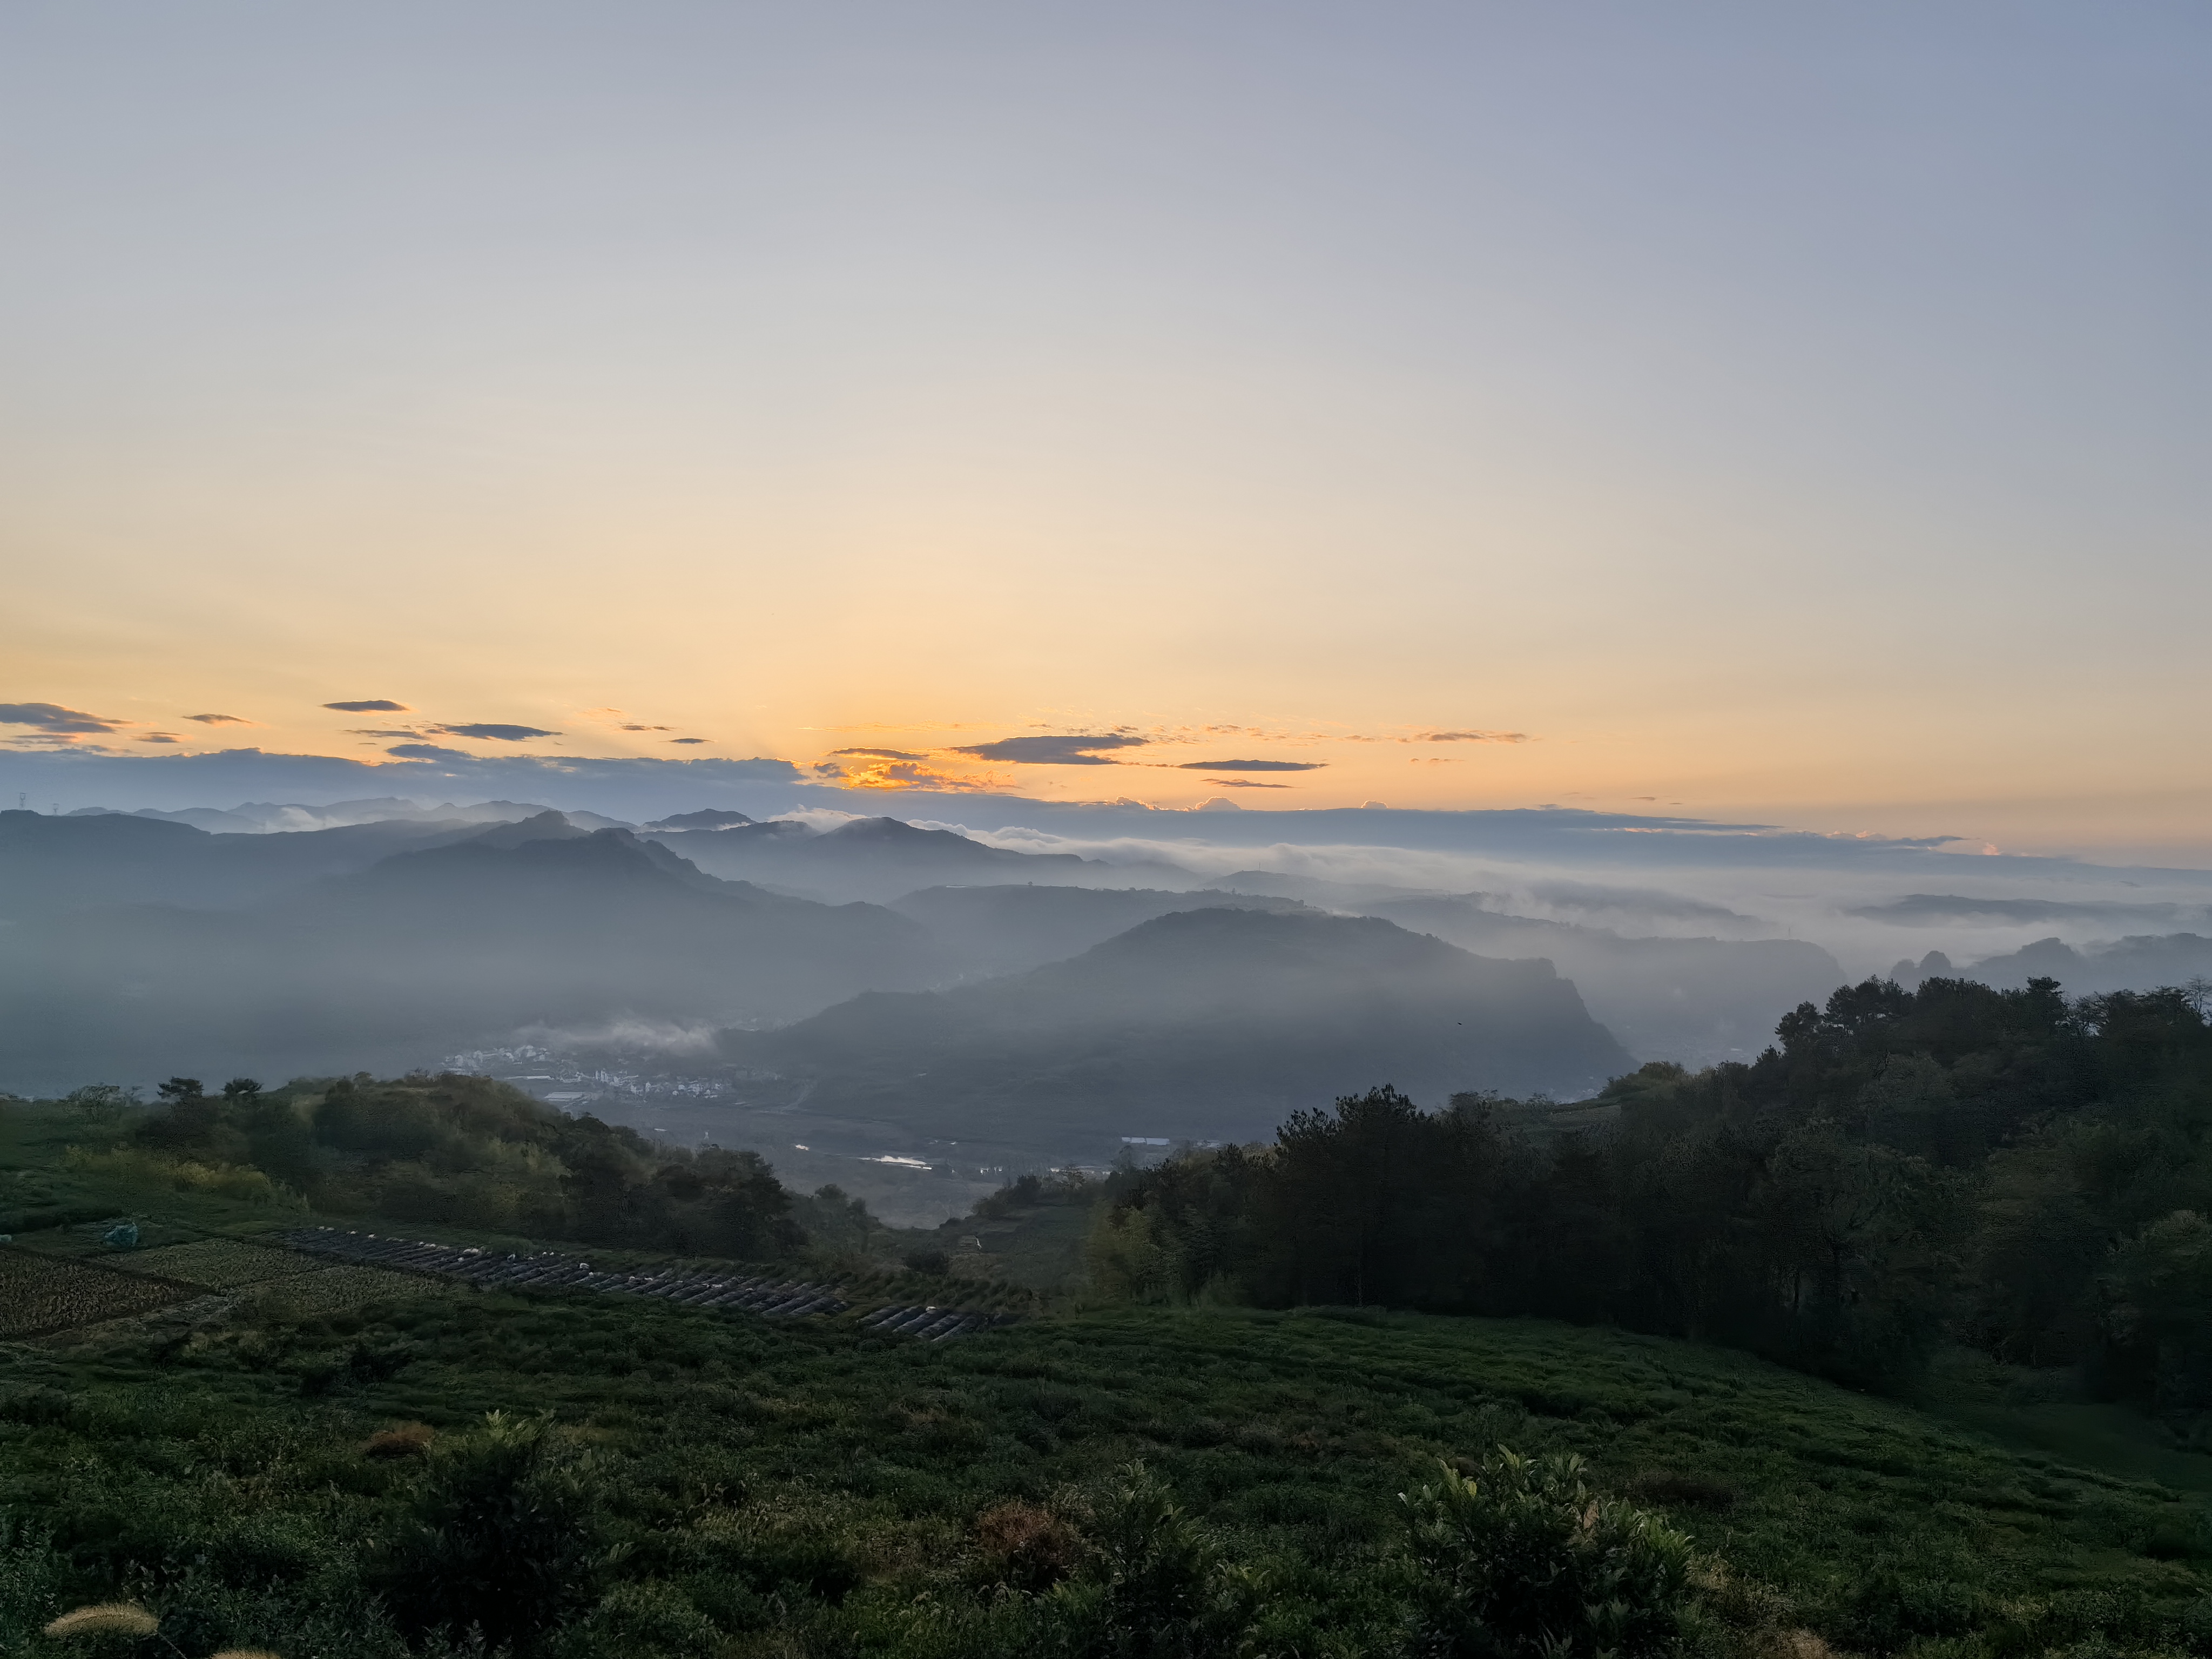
[
  {"x1": 1402, "y1": 1447, "x2": 1700, "y2": 1659},
  {"x1": 1050, "y1": 1462, "x2": 1235, "y2": 1659},
  {"x1": 372, "y1": 1411, "x2": 603, "y2": 1656}
]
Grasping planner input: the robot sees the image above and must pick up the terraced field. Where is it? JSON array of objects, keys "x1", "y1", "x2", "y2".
[
  {"x1": 117, "y1": 1238, "x2": 316, "y2": 1289},
  {"x1": 0, "y1": 1247, "x2": 187, "y2": 1337},
  {"x1": 281, "y1": 1226, "x2": 1019, "y2": 1339},
  {"x1": 244, "y1": 1264, "x2": 447, "y2": 1317}
]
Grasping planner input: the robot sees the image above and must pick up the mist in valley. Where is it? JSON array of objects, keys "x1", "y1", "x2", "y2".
[{"x1": 9, "y1": 787, "x2": 2212, "y2": 1221}]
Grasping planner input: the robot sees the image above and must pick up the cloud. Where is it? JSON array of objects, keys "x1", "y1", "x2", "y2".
[
  {"x1": 0, "y1": 702, "x2": 129, "y2": 736},
  {"x1": 1849, "y1": 893, "x2": 2190, "y2": 927},
  {"x1": 347, "y1": 729, "x2": 422, "y2": 739},
  {"x1": 669, "y1": 737, "x2": 707, "y2": 745},
  {"x1": 385, "y1": 743, "x2": 474, "y2": 761},
  {"x1": 834, "y1": 755, "x2": 1006, "y2": 792},
  {"x1": 514, "y1": 1017, "x2": 723, "y2": 1056},
  {"x1": 953, "y1": 733, "x2": 1148, "y2": 765},
  {"x1": 1412, "y1": 730, "x2": 1530, "y2": 744},
  {"x1": 619, "y1": 723, "x2": 671, "y2": 731},
  {"x1": 1526, "y1": 880, "x2": 1762, "y2": 929},
  {"x1": 324, "y1": 699, "x2": 410, "y2": 713},
  {"x1": 1200, "y1": 777, "x2": 1293, "y2": 788},
  {"x1": 135, "y1": 733, "x2": 184, "y2": 744},
  {"x1": 185, "y1": 713, "x2": 255, "y2": 725},
  {"x1": 831, "y1": 746, "x2": 929, "y2": 761},
  {"x1": 427, "y1": 723, "x2": 561, "y2": 742},
  {"x1": 1172, "y1": 758, "x2": 1325, "y2": 772}
]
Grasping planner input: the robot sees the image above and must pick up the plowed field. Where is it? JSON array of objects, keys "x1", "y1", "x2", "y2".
[{"x1": 0, "y1": 1249, "x2": 187, "y2": 1337}]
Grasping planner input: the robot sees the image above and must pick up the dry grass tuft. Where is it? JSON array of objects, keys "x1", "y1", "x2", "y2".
[
  {"x1": 361, "y1": 1420, "x2": 436, "y2": 1459},
  {"x1": 973, "y1": 1498, "x2": 1085, "y2": 1590},
  {"x1": 44, "y1": 1602, "x2": 160, "y2": 1637}
]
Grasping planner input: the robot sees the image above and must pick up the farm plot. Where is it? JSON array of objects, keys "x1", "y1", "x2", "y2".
[
  {"x1": 247, "y1": 1265, "x2": 446, "y2": 1318},
  {"x1": 0, "y1": 1248, "x2": 188, "y2": 1337},
  {"x1": 119, "y1": 1239, "x2": 316, "y2": 1289}
]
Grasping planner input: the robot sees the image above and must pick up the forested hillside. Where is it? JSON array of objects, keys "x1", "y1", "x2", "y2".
[
  {"x1": 1095, "y1": 975, "x2": 2212, "y2": 1406},
  {"x1": 21, "y1": 1073, "x2": 820, "y2": 1260}
]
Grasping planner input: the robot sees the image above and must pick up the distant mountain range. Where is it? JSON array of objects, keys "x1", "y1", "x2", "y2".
[
  {"x1": 645, "y1": 814, "x2": 1197, "y2": 903},
  {"x1": 0, "y1": 813, "x2": 935, "y2": 1089},
  {"x1": 59, "y1": 797, "x2": 633, "y2": 834},
  {"x1": 1959, "y1": 933, "x2": 2212, "y2": 996},
  {"x1": 888, "y1": 883, "x2": 1312, "y2": 978},
  {"x1": 728, "y1": 907, "x2": 1634, "y2": 1153},
  {"x1": 0, "y1": 808, "x2": 486, "y2": 916},
  {"x1": 1350, "y1": 894, "x2": 1842, "y2": 1065},
  {"x1": 19, "y1": 799, "x2": 2208, "y2": 1121}
]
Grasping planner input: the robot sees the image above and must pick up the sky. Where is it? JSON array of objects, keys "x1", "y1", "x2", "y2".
[{"x1": 3, "y1": 2, "x2": 2208, "y2": 858}]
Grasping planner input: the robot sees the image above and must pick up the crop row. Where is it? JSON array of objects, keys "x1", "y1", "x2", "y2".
[
  {"x1": 120, "y1": 1239, "x2": 318, "y2": 1290},
  {"x1": 247, "y1": 1265, "x2": 445, "y2": 1317},
  {"x1": 0, "y1": 1249, "x2": 187, "y2": 1338},
  {"x1": 281, "y1": 1228, "x2": 1015, "y2": 1339}
]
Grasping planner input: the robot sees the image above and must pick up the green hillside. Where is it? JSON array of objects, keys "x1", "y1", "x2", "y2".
[{"x1": 4, "y1": 1224, "x2": 2209, "y2": 1657}]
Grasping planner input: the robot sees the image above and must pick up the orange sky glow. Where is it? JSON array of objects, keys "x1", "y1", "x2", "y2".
[{"x1": 3, "y1": 6, "x2": 2208, "y2": 862}]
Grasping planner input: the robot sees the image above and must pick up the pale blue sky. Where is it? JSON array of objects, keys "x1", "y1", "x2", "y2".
[{"x1": 3, "y1": 3, "x2": 2207, "y2": 852}]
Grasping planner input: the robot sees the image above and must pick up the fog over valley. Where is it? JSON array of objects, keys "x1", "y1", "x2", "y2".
[{"x1": 9, "y1": 788, "x2": 2212, "y2": 1222}]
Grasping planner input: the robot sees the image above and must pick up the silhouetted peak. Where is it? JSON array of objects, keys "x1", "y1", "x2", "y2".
[
  {"x1": 465, "y1": 810, "x2": 589, "y2": 851},
  {"x1": 819, "y1": 816, "x2": 942, "y2": 844},
  {"x1": 644, "y1": 808, "x2": 756, "y2": 831}
]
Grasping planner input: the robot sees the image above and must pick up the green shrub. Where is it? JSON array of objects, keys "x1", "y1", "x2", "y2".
[
  {"x1": 1402, "y1": 1447, "x2": 1699, "y2": 1659},
  {"x1": 372, "y1": 1410, "x2": 603, "y2": 1656},
  {"x1": 1048, "y1": 1461, "x2": 1240, "y2": 1659}
]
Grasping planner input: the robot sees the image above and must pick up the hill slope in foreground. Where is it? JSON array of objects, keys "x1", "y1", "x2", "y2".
[{"x1": 4, "y1": 1235, "x2": 2208, "y2": 1657}]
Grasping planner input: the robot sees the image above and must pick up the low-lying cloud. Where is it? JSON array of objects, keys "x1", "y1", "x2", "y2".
[
  {"x1": 323, "y1": 699, "x2": 410, "y2": 713},
  {"x1": 1175, "y1": 759, "x2": 1325, "y2": 772},
  {"x1": 1852, "y1": 893, "x2": 2196, "y2": 928},
  {"x1": 386, "y1": 743, "x2": 474, "y2": 761},
  {"x1": 0, "y1": 702, "x2": 129, "y2": 736},
  {"x1": 430, "y1": 723, "x2": 561, "y2": 742},
  {"x1": 513, "y1": 1017, "x2": 724, "y2": 1056},
  {"x1": 185, "y1": 713, "x2": 255, "y2": 726},
  {"x1": 954, "y1": 734, "x2": 1148, "y2": 765}
]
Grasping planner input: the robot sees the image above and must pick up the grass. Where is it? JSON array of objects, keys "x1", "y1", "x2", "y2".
[
  {"x1": 4, "y1": 1103, "x2": 2209, "y2": 1656},
  {"x1": 1918, "y1": 1350, "x2": 2212, "y2": 1499},
  {"x1": 3, "y1": 1276, "x2": 2208, "y2": 1657}
]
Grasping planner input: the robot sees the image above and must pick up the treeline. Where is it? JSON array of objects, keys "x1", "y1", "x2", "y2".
[
  {"x1": 1091, "y1": 976, "x2": 2212, "y2": 1405},
  {"x1": 65, "y1": 1072, "x2": 832, "y2": 1259}
]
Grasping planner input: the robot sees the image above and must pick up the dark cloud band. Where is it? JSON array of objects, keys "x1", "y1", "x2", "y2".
[
  {"x1": 0, "y1": 702, "x2": 127, "y2": 734},
  {"x1": 428, "y1": 723, "x2": 561, "y2": 742},
  {"x1": 953, "y1": 733, "x2": 1148, "y2": 765}
]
